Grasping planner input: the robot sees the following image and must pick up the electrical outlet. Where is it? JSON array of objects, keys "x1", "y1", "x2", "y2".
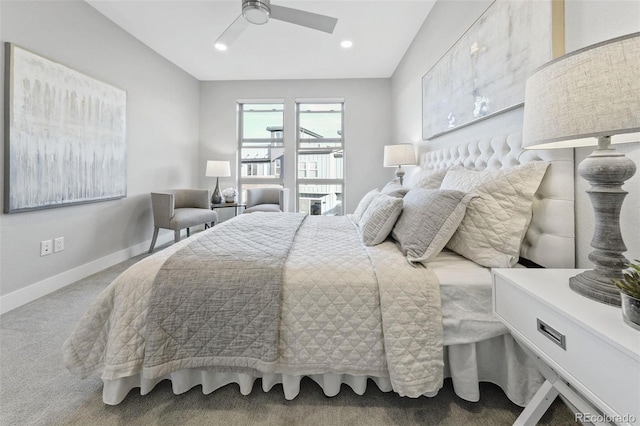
[
  {"x1": 40, "y1": 240, "x2": 52, "y2": 256},
  {"x1": 54, "y1": 237, "x2": 64, "y2": 252}
]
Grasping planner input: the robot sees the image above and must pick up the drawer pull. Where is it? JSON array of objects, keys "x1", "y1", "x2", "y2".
[{"x1": 537, "y1": 319, "x2": 566, "y2": 350}]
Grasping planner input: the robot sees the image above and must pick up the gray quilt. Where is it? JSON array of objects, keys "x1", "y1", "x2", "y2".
[{"x1": 143, "y1": 213, "x2": 306, "y2": 379}]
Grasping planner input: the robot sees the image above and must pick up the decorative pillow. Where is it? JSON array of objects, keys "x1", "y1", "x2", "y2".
[
  {"x1": 352, "y1": 189, "x2": 380, "y2": 223},
  {"x1": 392, "y1": 189, "x2": 475, "y2": 264},
  {"x1": 359, "y1": 194, "x2": 403, "y2": 246},
  {"x1": 411, "y1": 168, "x2": 448, "y2": 190},
  {"x1": 439, "y1": 162, "x2": 550, "y2": 268},
  {"x1": 380, "y1": 180, "x2": 409, "y2": 198}
]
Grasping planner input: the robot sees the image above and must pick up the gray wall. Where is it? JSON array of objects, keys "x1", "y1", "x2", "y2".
[
  {"x1": 390, "y1": 0, "x2": 640, "y2": 267},
  {"x1": 0, "y1": 1, "x2": 200, "y2": 298},
  {"x1": 199, "y1": 79, "x2": 393, "y2": 220}
]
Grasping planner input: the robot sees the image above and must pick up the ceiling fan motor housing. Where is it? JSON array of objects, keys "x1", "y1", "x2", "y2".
[{"x1": 242, "y1": 0, "x2": 271, "y2": 25}]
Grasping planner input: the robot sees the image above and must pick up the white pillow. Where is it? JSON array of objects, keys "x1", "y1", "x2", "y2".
[
  {"x1": 440, "y1": 162, "x2": 550, "y2": 268},
  {"x1": 410, "y1": 168, "x2": 448, "y2": 190},
  {"x1": 392, "y1": 189, "x2": 475, "y2": 264},
  {"x1": 359, "y1": 194, "x2": 403, "y2": 246},
  {"x1": 352, "y1": 189, "x2": 380, "y2": 223}
]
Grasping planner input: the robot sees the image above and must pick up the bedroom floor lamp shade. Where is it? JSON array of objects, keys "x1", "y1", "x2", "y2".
[
  {"x1": 206, "y1": 160, "x2": 231, "y2": 205},
  {"x1": 523, "y1": 32, "x2": 640, "y2": 306},
  {"x1": 384, "y1": 144, "x2": 417, "y2": 185}
]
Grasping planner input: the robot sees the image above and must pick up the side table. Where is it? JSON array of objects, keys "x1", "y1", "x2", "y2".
[
  {"x1": 211, "y1": 202, "x2": 246, "y2": 218},
  {"x1": 493, "y1": 268, "x2": 640, "y2": 426}
]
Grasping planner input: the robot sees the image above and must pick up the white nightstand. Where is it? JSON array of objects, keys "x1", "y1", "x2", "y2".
[{"x1": 493, "y1": 269, "x2": 640, "y2": 426}]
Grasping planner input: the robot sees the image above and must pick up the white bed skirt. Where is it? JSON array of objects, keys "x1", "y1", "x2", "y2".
[{"x1": 102, "y1": 334, "x2": 542, "y2": 406}]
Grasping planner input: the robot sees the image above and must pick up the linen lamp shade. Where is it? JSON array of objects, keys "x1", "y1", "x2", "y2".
[
  {"x1": 523, "y1": 32, "x2": 640, "y2": 150},
  {"x1": 206, "y1": 161, "x2": 231, "y2": 178},
  {"x1": 383, "y1": 144, "x2": 417, "y2": 185}
]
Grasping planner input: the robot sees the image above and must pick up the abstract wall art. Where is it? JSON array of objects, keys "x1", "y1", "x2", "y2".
[
  {"x1": 4, "y1": 43, "x2": 127, "y2": 213},
  {"x1": 422, "y1": 0, "x2": 563, "y2": 140}
]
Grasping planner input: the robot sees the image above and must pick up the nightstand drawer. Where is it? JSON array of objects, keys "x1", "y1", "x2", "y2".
[{"x1": 494, "y1": 274, "x2": 640, "y2": 422}]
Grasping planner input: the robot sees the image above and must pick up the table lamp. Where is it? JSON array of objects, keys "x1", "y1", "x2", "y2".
[
  {"x1": 522, "y1": 32, "x2": 640, "y2": 306},
  {"x1": 206, "y1": 160, "x2": 231, "y2": 205},
  {"x1": 383, "y1": 144, "x2": 417, "y2": 185}
]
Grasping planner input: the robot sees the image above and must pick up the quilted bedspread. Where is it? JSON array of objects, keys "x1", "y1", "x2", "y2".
[{"x1": 63, "y1": 213, "x2": 444, "y2": 397}]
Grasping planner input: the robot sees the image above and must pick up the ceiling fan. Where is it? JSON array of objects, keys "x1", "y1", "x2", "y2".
[{"x1": 214, "y1": 0, "x2": 338, "y2": 50}]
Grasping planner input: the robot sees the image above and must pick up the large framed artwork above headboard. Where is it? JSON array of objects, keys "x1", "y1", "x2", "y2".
[
  {"x1": 419, "y1": 106, "x2": 575, "y2": 269},
  {"x1": 422, "y1": 0, "x2": 565, "y2": 140}
]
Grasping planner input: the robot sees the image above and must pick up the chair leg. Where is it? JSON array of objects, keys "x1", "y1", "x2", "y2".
[
  {"x1": 148, "y1": 227, "x2": 159, "y2": 253},
  {"x1": 187, "y1": 227, "x2": 190, "y2": 237},
  {"x1": 174, "y1": 229, "x2": 181, "y2": 243}
]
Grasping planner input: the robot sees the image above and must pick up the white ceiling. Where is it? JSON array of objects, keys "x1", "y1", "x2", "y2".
[{"x1": 86, "y1": 0, "x2": 436, "y2": 81}]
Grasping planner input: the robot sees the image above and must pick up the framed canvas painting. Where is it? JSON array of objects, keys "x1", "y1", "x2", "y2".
[
  {"x1": 4, "y1": 43, "x2": 127, "y2": 213},
  {"x1": 422, "y1": 0, "x2": 564, "y2": 140}
]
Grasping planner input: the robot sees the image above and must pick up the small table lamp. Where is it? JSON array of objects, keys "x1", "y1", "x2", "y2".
[
  {"x1": 522, "y1": 32, "x2": 640, "y2": 306},
  {"x1": 383, "y1": 144, "x2": 417, "y2": 185},
  {"x1": 206, "y1": 160, "x2": 231, "y2": 205}
]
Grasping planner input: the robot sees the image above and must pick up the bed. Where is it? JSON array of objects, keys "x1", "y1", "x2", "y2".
[{"x1": 63, "y1": 119, "x2": 575, "y2": 407}]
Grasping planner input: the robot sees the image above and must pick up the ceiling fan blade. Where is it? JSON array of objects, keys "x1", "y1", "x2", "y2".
[
  {"x1": 270, "y1": 5, "x2": 337, "y2": 34},
  {"x1": 214, "y1": 14, "x2": 250, "y2": 49}
]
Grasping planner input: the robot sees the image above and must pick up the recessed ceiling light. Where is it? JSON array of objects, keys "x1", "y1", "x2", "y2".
[
  {"x1": 214, "y1": 42, "x2": 228, "y2": 51},
  {"x1": 341, "y1": 40, "x2": 353, "y2": 49}
]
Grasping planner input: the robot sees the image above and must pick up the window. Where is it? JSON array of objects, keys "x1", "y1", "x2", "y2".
[
  {"x1": 296, "y1": 102, "x2": 344, "y2": 215},
  {"x1": 238, "y1": 102, "x2": 285, "y2": 199},
  {"x1": 298, "y1": 161, "x2": 319, "y2": 178}
]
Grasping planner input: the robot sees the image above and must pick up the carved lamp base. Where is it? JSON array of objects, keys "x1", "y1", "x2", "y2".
[
  {"x1": 395, "y1": 166, "x2": 406, "y2": 185},
  {"x1": 570, "y1": 270, "x2": 623, "y2": 306},
  {"x1": 572, "y1": 136, "x2": 636, "y2": 306}
]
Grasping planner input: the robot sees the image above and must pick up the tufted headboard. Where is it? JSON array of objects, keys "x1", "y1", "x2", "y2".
[{"x1": 419, "y1": 109, "x2": 575, "y2": 269}]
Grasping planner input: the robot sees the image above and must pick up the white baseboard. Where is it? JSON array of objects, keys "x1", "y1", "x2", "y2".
[{"x1": 0, "y1": 233, "x2": 175, "y2": 315}]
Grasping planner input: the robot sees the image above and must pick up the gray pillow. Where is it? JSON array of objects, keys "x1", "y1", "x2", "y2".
[
  {"x1": 359, "y1": 194, "x2": 403, "y2": 246},
  {"x1": 352, "y1": 189, "x2": 380, "y2": 223},
  {"x1": 381, "y1": 180, "x2": 409, "y2": 198},
  {"x1": 392, "y1": 189, "x2": 475, "y2": 264}
]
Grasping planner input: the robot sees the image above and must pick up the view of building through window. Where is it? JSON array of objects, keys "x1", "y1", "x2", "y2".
[
  {"x1": 296, "y1": 102, "x2": 344, "y2": 216},
  {"x1": 237, "y1": 101, "x2": 344, "y2": 215},
  {"x1": 238, "y1": 103, "x2": 285, "y2": 201}
]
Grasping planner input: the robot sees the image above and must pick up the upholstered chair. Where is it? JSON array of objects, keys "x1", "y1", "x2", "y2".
[
  {"x1": 148, "y1": 189, "x2": 218, "y2": 253},
  {"x1": 243, "y1": 188, "x2": 290, "y2": 213}
]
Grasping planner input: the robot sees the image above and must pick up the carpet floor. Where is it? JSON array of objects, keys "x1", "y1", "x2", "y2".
[{"x1": 1, "y1": 246, "x2": 576, "y2": 426}]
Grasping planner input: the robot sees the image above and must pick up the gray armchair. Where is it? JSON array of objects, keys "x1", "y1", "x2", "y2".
[
  {"x1": 243, "y1": 188, "x2": 290, "y2": 213},
  {"x1": 148, "y1": 189, "x2": 218, "y2": 253}
]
